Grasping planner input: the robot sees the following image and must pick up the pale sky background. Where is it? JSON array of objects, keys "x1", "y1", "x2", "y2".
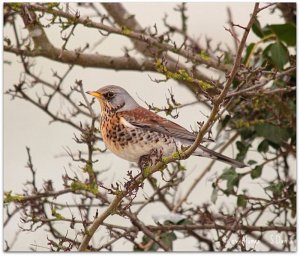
[{"x1": 3, "y1": 2, "x2": 296, "y2": 252}]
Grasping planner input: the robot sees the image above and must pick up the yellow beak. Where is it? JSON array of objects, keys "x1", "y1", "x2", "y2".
[{"x1": 86, "y1": 91, "x2": 103, "y2": 98}]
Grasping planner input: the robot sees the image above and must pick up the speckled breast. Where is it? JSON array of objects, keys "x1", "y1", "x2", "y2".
[{"x1": 100, "y1": 113, "x2": 177, "y2": 163}]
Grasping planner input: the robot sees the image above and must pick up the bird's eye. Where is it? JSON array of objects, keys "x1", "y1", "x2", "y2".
[{"x1": 105, "y1": 92, "x2": 115, "y2": 100}]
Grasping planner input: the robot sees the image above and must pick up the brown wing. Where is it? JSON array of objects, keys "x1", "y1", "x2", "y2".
[{"x1": 120, "y1": 107, "x2": 212, "y2": 143}]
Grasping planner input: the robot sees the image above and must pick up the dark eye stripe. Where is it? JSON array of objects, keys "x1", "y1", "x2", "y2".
[{"x1": 105, "y1": 92, "x2": 115, "y2": 100}]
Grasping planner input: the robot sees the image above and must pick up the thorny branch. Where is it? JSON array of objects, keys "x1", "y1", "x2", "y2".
[{"x1": 78, "y1": 3, "x2": 271, "y2": 251}]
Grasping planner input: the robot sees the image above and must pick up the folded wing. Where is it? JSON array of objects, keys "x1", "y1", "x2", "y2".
[{"x1": 120, "y1": 107, "x2": 212, "y2": 143}]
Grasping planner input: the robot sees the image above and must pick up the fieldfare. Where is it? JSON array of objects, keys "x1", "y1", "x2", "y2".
[{"x1": 87, "y1": 85, "x2": 246, "y2": 169}]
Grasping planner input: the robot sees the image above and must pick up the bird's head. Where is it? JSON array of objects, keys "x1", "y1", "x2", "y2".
[{"x1": 86, "y1": 85, "x2": 139, "y2": 113}]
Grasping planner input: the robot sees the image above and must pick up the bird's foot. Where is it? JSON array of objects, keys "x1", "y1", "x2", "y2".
[{"x1": 138, "y1": 148, "x2": 163, "y2": 171}]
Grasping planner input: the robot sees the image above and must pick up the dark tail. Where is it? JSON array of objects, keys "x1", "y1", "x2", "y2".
[{"x1": 196, "y1": 145, "x2": 247, "y2": 168}]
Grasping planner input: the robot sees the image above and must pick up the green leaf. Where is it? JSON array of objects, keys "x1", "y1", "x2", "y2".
[
  {"x1": 136, "y1": 235, "x2": 159, "y2": 251},
  {"x1": 220, "y1": 168, "x2": 236, "y2": 180},
  {"x1": 257, "y1": 139, "x2": 269, "y2": 153},
  {"x1": 255, "y1": 123, "x2": 290, "y2": 144},
  {"x1": 261, "y1": 43, "x2": 273, "y2": 68},
  {"x1": 262, "y1": 43, "x2": 272, "y2": 58},
  {"x1": 265, "y1": 181, "x2": 284, "y2": 197},
  {"x1": 160, "y1": 232, "x2": 177, "y2": 250},
  {"x1": 261, "y1": 26, "x2": 273, "y2": 38},
  {"x1": 236, "y1": 141, "x2": 244, "y2": 152},
  {"x1": 251, "y1": 165, "x2": 263, "y2": 179},
  {"x1": 270, "y1": 41, "x2": 289, "y2": 70},
  {"x1": 268, "y1": 141, "x2": 281, "y2": 150},
  {"x1": 220, "y1": 168, "x2": 240, "y2": 193},
  {"x1": 236, "y1": 141, "x2": 251, "y2": 161},
  {"x1": 252, "y1": 18, "x2": 264, "y2": 38},
  {"x1": 251, "y1": 18, "x2": 276, "y2": 40},
  {"x1": 247, "y1": 160, "x2": 257, "y2": 165},
  {"x1": 177, "y1": 218, "x2": 193, "y2": 225},
  {"x1": 221, "y1": 114, "x2": 231, "y2": 128},
  {"x1": 149, "y1": 177, "x2": 158, "y2": 189},
  {"x1": 243, "y1": 43, "x2": 255, "y2": 64},
  {"x1": 268, "y1": 23, "x2": 296, "y2": 46},
  {"x1": 237, "y1": 194, "x2": 247, "y2": 208},
  {"x1": 240, "y1": 128, "x2": 255, "y2": 140}
]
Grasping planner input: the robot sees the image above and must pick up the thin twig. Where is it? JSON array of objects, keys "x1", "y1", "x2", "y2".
[
  {"x1": 172, "y1": 132, "x2": 239, "y2": 212},
  {"x1": 78, "y1": 3, "x2": 260, "y2": 251}
]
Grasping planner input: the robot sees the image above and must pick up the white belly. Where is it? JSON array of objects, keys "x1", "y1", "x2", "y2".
[
  {"x1": 101, "y1": 117, "x2": 183, "y2": 163},
  {"x1": 112, "y1": 140, "x2": 178, "y2": 163}
]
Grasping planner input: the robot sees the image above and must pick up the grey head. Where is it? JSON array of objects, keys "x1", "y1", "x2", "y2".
[{"x1": 86, "y1": 85, "x2": 140, "y2": 112}]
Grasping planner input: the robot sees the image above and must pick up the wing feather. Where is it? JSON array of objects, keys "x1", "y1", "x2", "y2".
[{"x1": 120, "y1": 107, "x2": 212, "y2": 143}]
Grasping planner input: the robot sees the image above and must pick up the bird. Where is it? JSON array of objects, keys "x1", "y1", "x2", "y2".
[{"x1": 86, "y1": 85, "x2": 246, "y2": 169}]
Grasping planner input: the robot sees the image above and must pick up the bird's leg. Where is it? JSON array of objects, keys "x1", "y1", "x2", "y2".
[
  {"x1": 138, "y1": 154, "x2": 151, "y2": 170},
  {"x1": 138, "y1": 148, "x2": 163, "y2": 170}
]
